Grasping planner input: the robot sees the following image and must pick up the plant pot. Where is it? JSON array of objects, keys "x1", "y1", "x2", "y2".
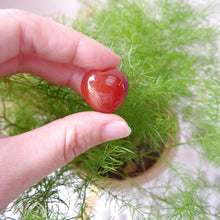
[
  {"x1": 74, "y1": 110, "x2": 179, "y2": 192},
  {"x1": 99, "y1": 136, "x2": 178, "y2": 191},
  {"x1": 80, "y1": 129, "x2": 178, "y2": 219}
]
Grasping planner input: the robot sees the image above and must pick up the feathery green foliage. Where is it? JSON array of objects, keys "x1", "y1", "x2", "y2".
[{"x1": 1, "y1": 0, "x2": 220, "y2": 219}]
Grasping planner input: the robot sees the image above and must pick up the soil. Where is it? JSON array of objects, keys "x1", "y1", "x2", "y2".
[{"x1": 100, "y1": 142, "x2": 163, "y2": 180}]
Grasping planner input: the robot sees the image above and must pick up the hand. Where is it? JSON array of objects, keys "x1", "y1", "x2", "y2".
[{"x1": 0, "y1": 9, "x2": 131, "y2": 211}]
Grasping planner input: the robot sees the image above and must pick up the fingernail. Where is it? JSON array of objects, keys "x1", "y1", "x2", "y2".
[{"x1": 102, "y1": 121, "x2": 131, "y2": 142}]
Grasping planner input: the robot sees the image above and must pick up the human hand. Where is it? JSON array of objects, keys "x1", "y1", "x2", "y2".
[{"x1": 0, "y1": 9, "x2": 131, "y2": 211}]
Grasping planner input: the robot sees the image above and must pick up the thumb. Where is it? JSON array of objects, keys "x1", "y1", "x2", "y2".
[{"x1": 0, "y1": 111, "x2": 131, "y2": 210}]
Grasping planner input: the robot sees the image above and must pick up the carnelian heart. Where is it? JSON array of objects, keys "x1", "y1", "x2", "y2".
[{"x1": 81, "y1": 69, "x2": 128, "y2": 113}]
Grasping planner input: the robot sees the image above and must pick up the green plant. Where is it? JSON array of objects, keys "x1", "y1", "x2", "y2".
[{"x1": 1, "y1": 0, "x2": 220, "y2": 219}]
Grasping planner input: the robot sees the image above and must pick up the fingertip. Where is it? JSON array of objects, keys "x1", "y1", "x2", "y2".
[
  {"x1": 73, "y1": 36, "x2": 121, "y2": 70},
  {"x1": 102, "y1": 120, "x2": 131, "y2": 142}
]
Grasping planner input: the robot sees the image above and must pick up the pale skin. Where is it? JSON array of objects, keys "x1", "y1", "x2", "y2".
[{"x1": 0, "y1": 9, "x2": 131, "y2": 211}]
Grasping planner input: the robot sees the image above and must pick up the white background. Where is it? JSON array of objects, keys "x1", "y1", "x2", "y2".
[{"x1": 0, "y1": 0, "x2": 83, "y2": 17}]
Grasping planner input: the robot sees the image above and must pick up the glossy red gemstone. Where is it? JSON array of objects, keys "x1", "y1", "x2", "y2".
[{"x1": 81, "y1": 69, "x2": 128, "y2": 113}]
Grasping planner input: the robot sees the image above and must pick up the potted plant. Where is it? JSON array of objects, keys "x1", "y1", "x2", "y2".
[{"x1": 1, "y1": 0, "x2": 220, "y2": 219}]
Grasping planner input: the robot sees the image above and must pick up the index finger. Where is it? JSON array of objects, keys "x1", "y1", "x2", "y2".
[{"x1": 0, "y1": 9, "x2": 121, "y2": 70}]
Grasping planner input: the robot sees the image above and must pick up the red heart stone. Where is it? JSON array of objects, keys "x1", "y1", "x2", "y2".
[{"x1": 81, "y1": 69, "x2": 128, "y2": 113}]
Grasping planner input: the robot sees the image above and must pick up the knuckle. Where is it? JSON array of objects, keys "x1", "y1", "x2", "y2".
[{"x1": 63, "y1": 125, "x2": 87, "y2": 163}]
